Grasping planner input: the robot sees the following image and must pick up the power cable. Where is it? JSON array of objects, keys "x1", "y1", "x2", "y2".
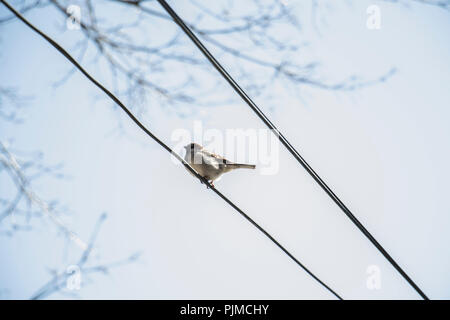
[
  {"x1": 0, "y1": 0, "x2": 343, "y2": 300},
  {"x1": 156, "y1": 0, "x2": 429, "y2": 300}
]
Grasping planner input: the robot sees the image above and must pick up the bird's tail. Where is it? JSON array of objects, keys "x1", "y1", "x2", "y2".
[{"x1": 227, "y1": 163, "x2": 256, "y2": 169}]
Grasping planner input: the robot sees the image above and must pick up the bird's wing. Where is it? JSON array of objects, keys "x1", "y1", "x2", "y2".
[
  {"x1": 202, "y1": 149, "x2": 232, "y2": 165},
  {"x1": 200, "y1": 151, "x2": 221, "y2": 170}
]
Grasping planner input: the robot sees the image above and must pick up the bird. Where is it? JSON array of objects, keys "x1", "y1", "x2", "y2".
[{"x1": 184, "y1": 143, "x2": 256, "y2": 187}]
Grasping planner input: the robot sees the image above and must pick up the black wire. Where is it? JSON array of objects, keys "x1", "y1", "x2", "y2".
[
  {"x1": 0, "y1": 0, "x2": 343, "y2": 300},
  {"x1": 156, "y1": 0, "x2": 429, "y2": 300}
]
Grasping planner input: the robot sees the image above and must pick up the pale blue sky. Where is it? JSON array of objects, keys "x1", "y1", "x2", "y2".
[{"x1": 0, "y1": 0, "x2": 449, "y2": 299}]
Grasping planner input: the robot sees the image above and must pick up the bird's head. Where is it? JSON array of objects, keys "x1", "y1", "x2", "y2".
[{"x1": 184, "y1": 143, "x2": 203, "y2": 153}]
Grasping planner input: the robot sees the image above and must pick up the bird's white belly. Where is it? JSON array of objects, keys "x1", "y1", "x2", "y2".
[{"x1": 190, "y1": 162, "x2": 223, "y2": 181}]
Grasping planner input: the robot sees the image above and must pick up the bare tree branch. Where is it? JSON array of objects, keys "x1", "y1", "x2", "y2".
[
  {"x1": 0, "y1": 141, "x2": 88, "y2": 249},
  {"x1": 382, "y1": 0, "x2": 450, "y2": 10},
  {"x1": 0, "y1": 0, "x2": 47, "y2": 23},
  {"x1": 0, "y1": 87, "x2": 30, "y2": 123},
  {"x1": 2, "y1": 0, "x2": 403, "y2": 116},
  {"x1": 31, "y1": 213, "x2": 141, "y2": 300}
]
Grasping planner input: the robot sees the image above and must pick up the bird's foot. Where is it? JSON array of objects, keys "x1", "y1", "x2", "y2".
[{"x1": 199, "y1": 178, "x2": 211, "y2": 188}]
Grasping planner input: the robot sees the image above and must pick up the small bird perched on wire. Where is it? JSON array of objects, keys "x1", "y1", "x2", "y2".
[{"x1": 184, "y1": 143, "x2": 256, "y2": 187}]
